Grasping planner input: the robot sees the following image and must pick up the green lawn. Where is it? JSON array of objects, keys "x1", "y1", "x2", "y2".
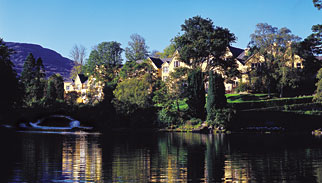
[
  {"x1": 167, "y1": 93, "x2": 313, "y2": 111},
  {"x1": 226, "y1": 93, "x2": 278, "y2": 103}
]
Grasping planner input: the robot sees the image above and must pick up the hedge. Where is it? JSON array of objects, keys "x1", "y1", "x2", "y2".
[{"x1": 228, "y1": 96, "x2": 313, "y2": 110}]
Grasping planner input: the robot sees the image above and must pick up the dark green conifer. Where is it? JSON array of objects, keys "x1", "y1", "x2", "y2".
[{"x1": 186, "y1": 68, "x2": 206, "y2": 120}]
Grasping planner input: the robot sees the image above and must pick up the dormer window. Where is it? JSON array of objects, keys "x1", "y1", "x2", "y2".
[{"x1": 174, "y1": 61, "x2": 180, "y2": 68}]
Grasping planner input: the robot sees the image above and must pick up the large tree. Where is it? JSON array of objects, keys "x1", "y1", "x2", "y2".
[
  {"x1": 125, "y1": 33, "x2": 149, "y2": 62},
  {"x1": 295, "y1": 25, "x2": 322, "y2": 94},
  {"x1": 248, "y1": 23, "x2": 301, "y2": 97},
  {"x1": 174, "y1": 16, "x2": 238, "y2": 77},
  {"x1": 84, "y1": 41, "x2": 123, "y2": 76},
  {"x1": 69, "y1": 44, "x2": 86, "y2": 79},
  {"x1": 20, "y1": 53, "x2": 46, "y2": 106},
  {"x1": 0, "y1": 38, "x2": 21, "y2": 108}
]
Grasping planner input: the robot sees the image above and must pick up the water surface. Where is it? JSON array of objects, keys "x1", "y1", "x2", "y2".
[{"x1": 2, "y1": 131, "x2": 322, "y2": 182}]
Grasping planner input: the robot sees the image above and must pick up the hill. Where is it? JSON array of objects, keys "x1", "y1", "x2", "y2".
[{"x1": 5, "y1": 42, "x2": 74, "y2": 79}]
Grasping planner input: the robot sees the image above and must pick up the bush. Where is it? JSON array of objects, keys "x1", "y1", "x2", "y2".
[
  {"x1": 235, "y1": 83, "x2": 249, "y2": 93},
  {"x1": 157, "y1": 108, "x2": 177, "y2": 127},
  {"x1": 207, "y1": 108, "x2": 236, "y2": 129},
  {"x1": 186, "y1": 118, "x2": 203, "y2": 126}
]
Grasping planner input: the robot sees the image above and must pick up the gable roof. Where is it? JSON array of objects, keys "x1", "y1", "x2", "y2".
[
  {"x1": 78, "y1": 74, "x2": 88, "y2": 83},
  {"x1": 148, "y1": 57, "x2": 164, "y2": 68},
  {"x1": 228, "y1": 46, "x2": 244, "y2": 58}
]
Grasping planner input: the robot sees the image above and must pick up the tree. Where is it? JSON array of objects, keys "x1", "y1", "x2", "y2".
[
  {"x1": 113, "y1": 74, "x2": 153, "y2": 114},
  {"x1": 167, "y1": 67, "x2": 190, "y2": 112},
  {"x1": 186, "y1": 68, "x2": 206, "y2": 120},
  {"x1": 248, "y1": 23, "x2": 301, "y2": 97},
  {"x1": 119, "y1": 59, "x2": 155, "y2": 80},
  {"x1": 84, "y1": 41, "x2": 123, "y2": 75},
  {"x1": 46, "y1": 73, "x2": 64, "y2": 104},
  {"x1": 313, "y1": 0, "x2": 322, "y2": 10},
  {"x1": 174, "y1": 16, "x2": 237, "y2": 77},
  {"x1": 206, "y1": 71, "x2": 227, "y2": 114},
  {"x1": 295, "y1": 25, "x2": 322, "y2": 94},
  {"x1": 0, "y1": 38, "x2": 21, "y2": 108},
  {"x1": 69, "y1": 44, "x2": 86, "y2": 79},
  {"x1": 125, "y1": 33, "x2": 149, "y2": 62},
  {"x1": 314, "y1": 68, "x2": 322, "y2": 102},
  {"x1": 20, "y1": 53, "x2": 46, "y2": 106}
]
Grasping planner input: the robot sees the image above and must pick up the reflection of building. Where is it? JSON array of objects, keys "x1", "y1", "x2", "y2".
[{"x1": 62, "y1": 134, "x2": 102, "y2": 182}]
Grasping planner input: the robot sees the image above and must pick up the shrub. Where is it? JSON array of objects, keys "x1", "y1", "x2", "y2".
[
  {"x1": 235, "y1": 83, "x2": 249, "y2": 93},
  {"x1": 207, "y1": 108, "x2": 236, "y2": 129},
  {"x1": 157, "y1": 108, "x2": 176, "y2": 127}
]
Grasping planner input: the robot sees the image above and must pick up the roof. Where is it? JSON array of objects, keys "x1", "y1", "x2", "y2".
[
  {"x1": 78, "y1": 74, "x2": 88, "y2": 83},
  {"x1": 148, "y1": 57, "x2": 164, "y2": 68},
  {"x1": 316, "y1": 56, "x2": 322, "y2": 61},
  {"x1": 228, "y1": 46, "x2": 244, "y2": 58},
  {"x1": 161, "y1": 58, "x2": 172, "y2": 63}
]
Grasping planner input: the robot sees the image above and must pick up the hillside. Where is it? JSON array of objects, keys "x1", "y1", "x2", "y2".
[{"x1": 5, "y1": 42, "x2": 74, "y2": 79}]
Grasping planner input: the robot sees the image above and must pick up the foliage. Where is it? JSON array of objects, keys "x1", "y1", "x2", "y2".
[
  {"x1": 167, "y1": 67, "x2": 190, "y2": 111},
  {"x1": 84, "y1": 41, "x2": 123, "y2": 75},
  {"x1": 294, "y1": 25, "x2": 322, "y2": 95},
  {"x1": 314, "y1": 68, "x2": 322, "y2": 103},
  {"x1": 313, "y1": 0, "x2": 322, "y2": 10},
  {"x1": 186, "y1": 68, "x2": 206, "y2": 120},
  {"x1": 125, "y1": 33, "x2": 149, "y2": 62},
  {"x1": 0, "y1": 38, "x2": 21, "y2": 108},
  {"x1": 119, "y1": 59, "x2": 155, "y2": 80},
  {"x1": 69, "y1": 63, "x2": 82, "y2": 80},
  {"x1": 174, "y1": 16, "x2": 238, "y2": 79},
  {"x1": 248, "y1": 23, "x2": 301, "y2": 97},
  {"x1": 157, "y1": 108, "x2": 177, "y2": 127},
  {"x1": 113, "y1": 74, "x2": 153, "y2": 113},
  {"x1": 235, "y1": 82, "x2": 249, "y2": 93},
  {"x1": 20, "y1": 53, "x2": 46, "y2": 106},
  {"x1": 45, "y1": 74, "x2": 64, "y2": 105},
  {"x1": 207, "y1": 71, "x2": 227, "y2": 110},
  {"x1": 207, "y1": 108, "x2": 236, "y2": 129},
  {"x1": 64, "y1": 91, "x2": 79, "y2": 105}
]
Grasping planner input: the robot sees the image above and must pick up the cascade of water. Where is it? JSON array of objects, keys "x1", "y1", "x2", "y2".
[{"x1": 69, "y1": 120, "x2": 80, "y2": 128}]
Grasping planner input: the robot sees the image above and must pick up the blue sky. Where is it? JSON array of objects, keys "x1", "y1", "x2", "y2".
[{"x1": 0, "y1": 0, "x2": 321, "y2": 61}]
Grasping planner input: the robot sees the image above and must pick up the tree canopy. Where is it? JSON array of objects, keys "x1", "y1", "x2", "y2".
[
  {"x1": 125, "y1": 34, "x2": 149, "y2": 62},
  {"x1": 20, "y1": 53, "x2": 46, "y2": 106},
  {"x1": 174, "y1": 16, "x2": 237, "y2": 76},
  {"x1": 248, "y1": 23, "x2": 301, "y2": 97},
  {"x1": 0, "y1": 38, "x2": 21, "y2": 108},
  {"x1": 84, "y1": 41, "x2": 123, "y2": 75}
]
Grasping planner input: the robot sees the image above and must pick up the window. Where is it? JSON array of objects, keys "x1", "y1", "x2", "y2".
[
  {"x1": 163, "y1": 66, "x2": 169, "y2": 73},
  {"x1": 174, "y1": 61, "x2": 180, "y2": 68},
  {"x1": 66, "y1": 86, "x2": 70, "y2": 91},
  {"x1": 297, "y1": 63, "x2": 301, "y2": 68}
]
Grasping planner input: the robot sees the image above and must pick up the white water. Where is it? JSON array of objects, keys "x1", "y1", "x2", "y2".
[{"x1": 28, "y1": 115, "x2": 92, "y2": 130}]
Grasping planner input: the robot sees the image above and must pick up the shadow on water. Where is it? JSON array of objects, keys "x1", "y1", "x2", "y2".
[{"x1": 2, "y1": 130, "x2": 322, "y2": 182}]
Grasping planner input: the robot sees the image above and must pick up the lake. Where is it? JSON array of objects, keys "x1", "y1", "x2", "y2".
[{"x1": 2, "y1": 131, "x2": 322, "y2": 182}]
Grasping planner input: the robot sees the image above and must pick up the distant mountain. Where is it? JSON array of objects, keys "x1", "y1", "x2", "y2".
[{"x1": 5, "y1": 42, "x2": 74, "y2": 80}]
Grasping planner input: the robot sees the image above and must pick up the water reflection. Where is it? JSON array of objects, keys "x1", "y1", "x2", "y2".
[
  {"x1": 4, "y1": 132, "x2": 322, "y2": 182},
  {"x1": 61, "y1": 134, "x2": 102, "y2": 182}
]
